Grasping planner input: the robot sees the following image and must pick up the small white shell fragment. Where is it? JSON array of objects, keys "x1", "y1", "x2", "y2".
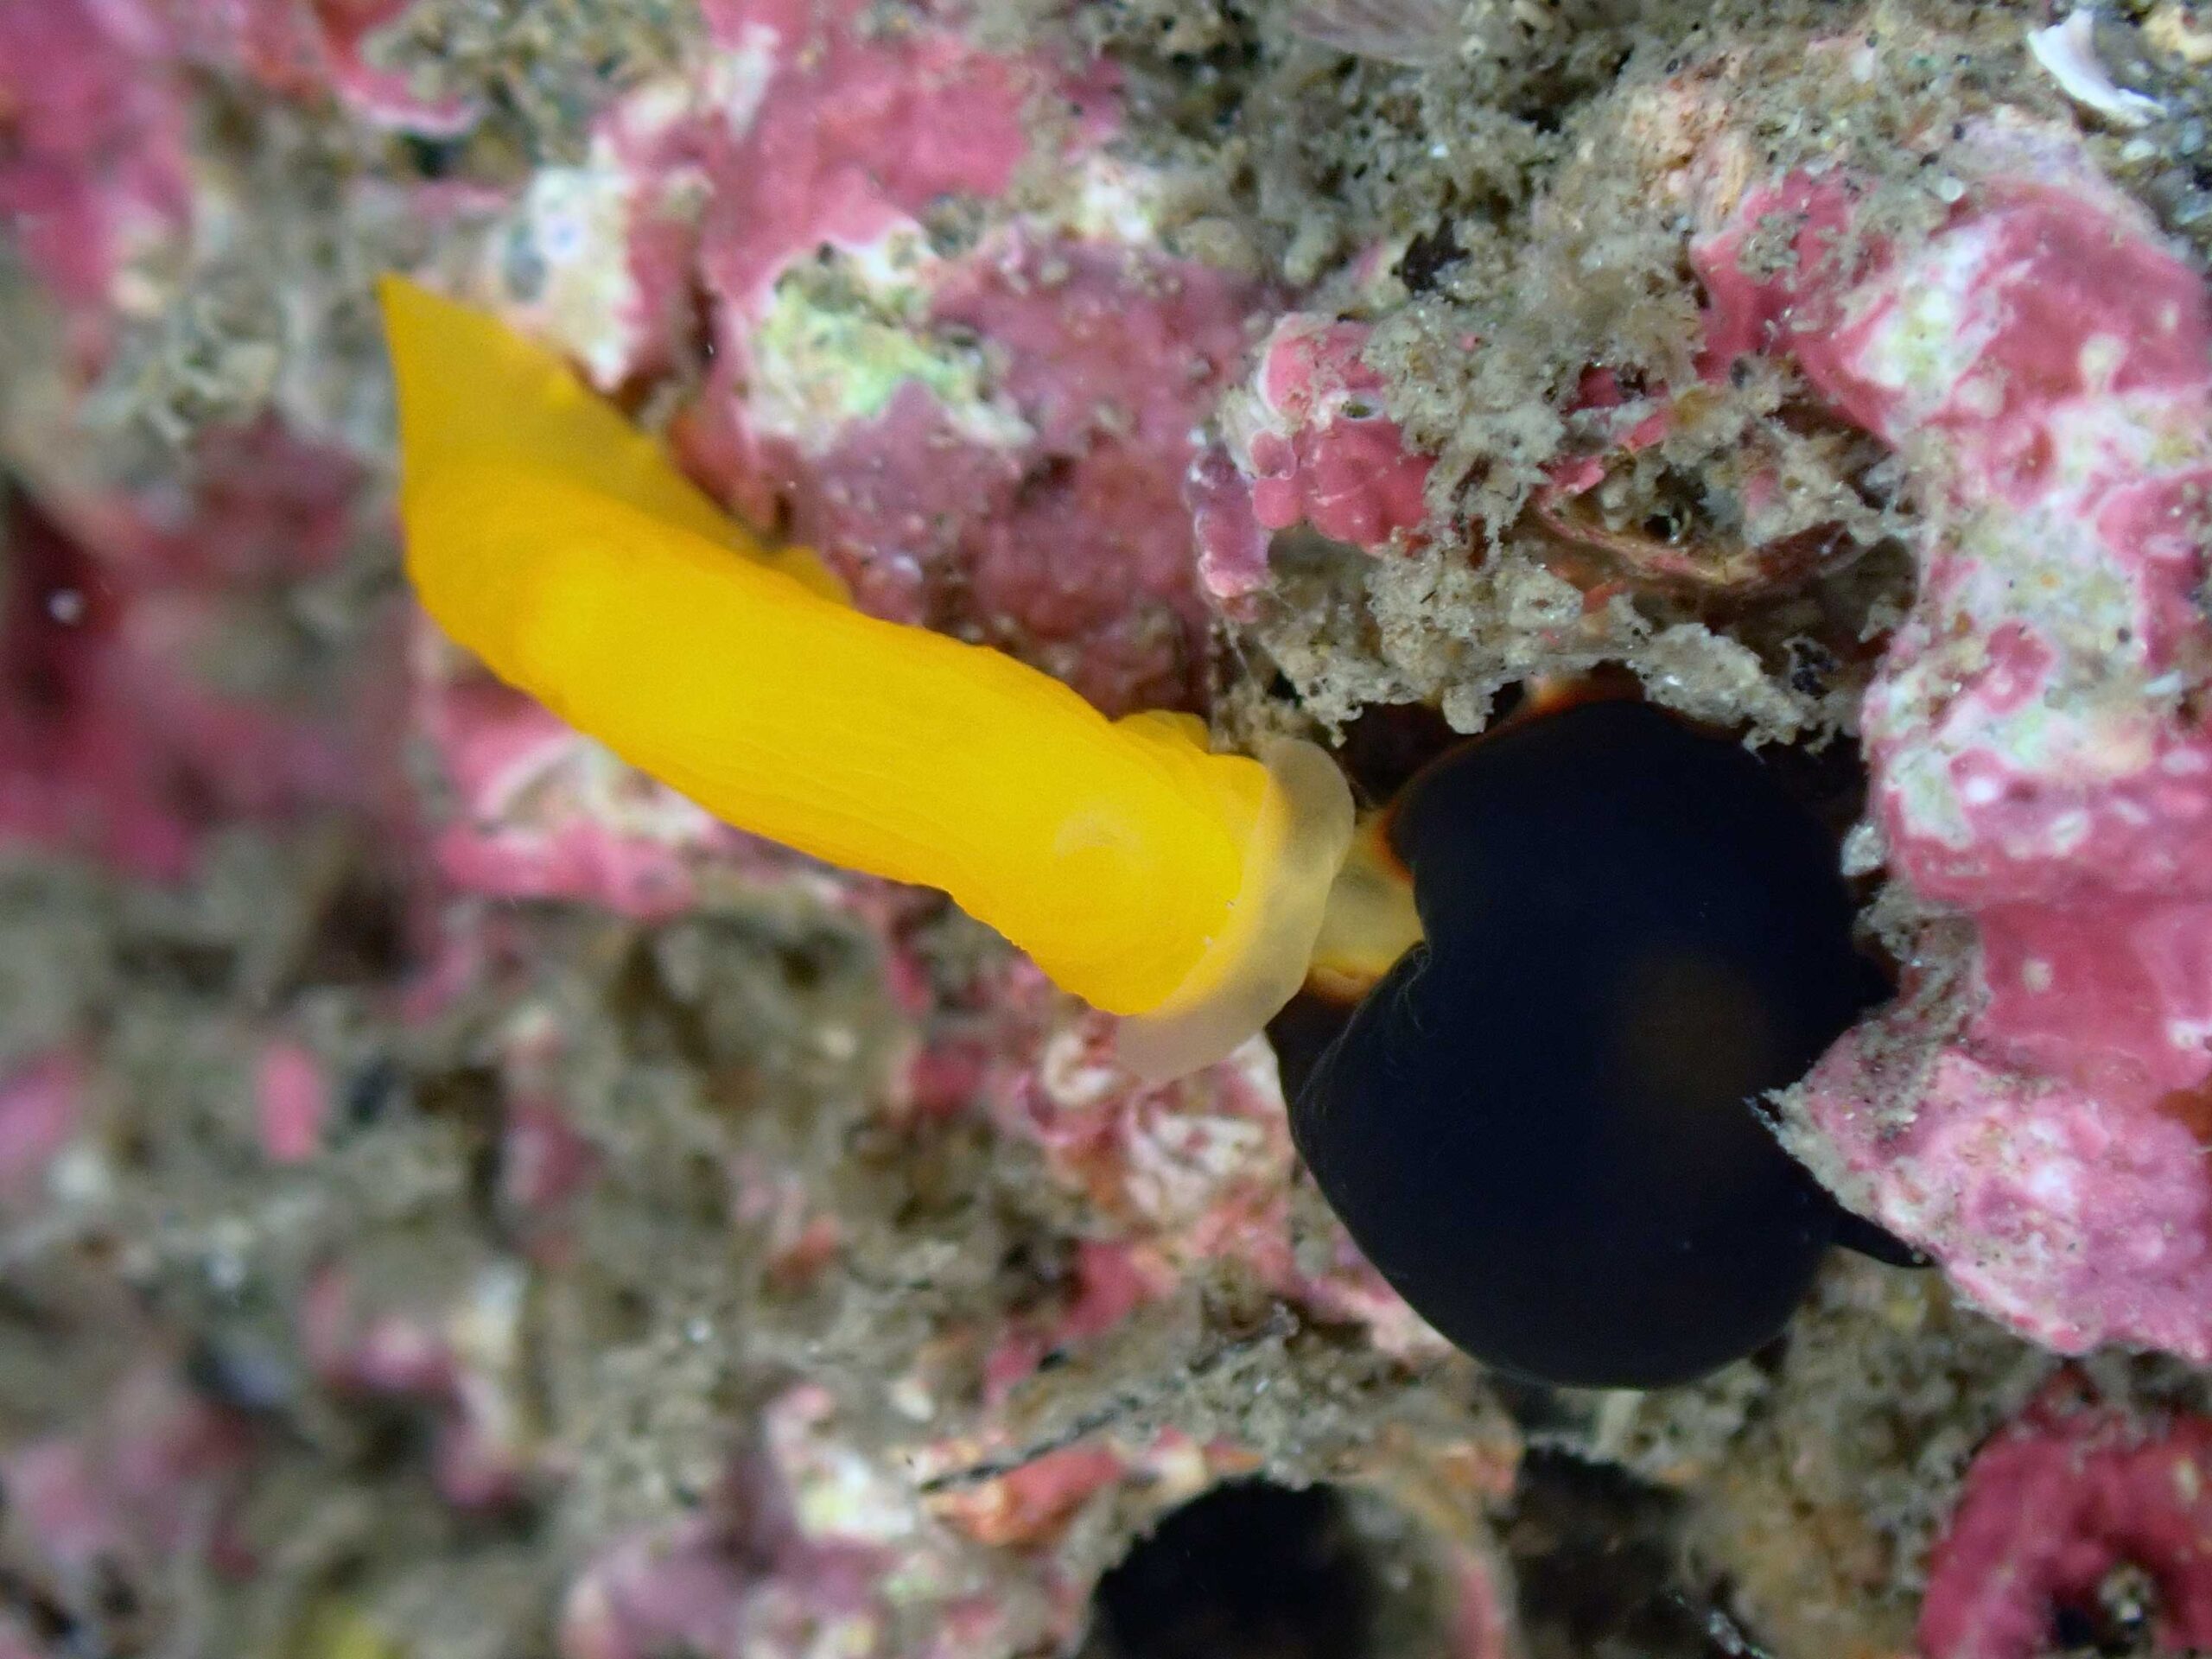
[{"x1": 2028, "y1": 11, "x2": 2165, "y2": 129}]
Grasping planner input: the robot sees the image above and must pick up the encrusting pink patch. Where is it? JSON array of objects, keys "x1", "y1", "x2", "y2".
[
  {"x1": 254, "y1": 1038, "x2": 327, "y2": 1166},
  {"x1": 1698, "y1": 122, "x2": 2212, "y2": 1358},
  {"x1": 1921, "y1": 1376, "x2": 2212, "y2": 1659},
  {"x1": 0, "y1": 1052, "x2": 85, "y2": 1200},
  {"x1": 0, "y1": 493, "x2": 364, "y2": 879},
  {"x1": 0, "y1": 0, "x2": 193, "y2": 322},
  {"x1": 1199, "y1": 315, "x2": 1433, "y2": 590}
]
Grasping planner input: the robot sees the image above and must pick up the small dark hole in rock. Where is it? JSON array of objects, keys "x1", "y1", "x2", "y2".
[
  {"x1": 415, "y1": 1065, "x2": 501, "y2": 1131},
  {"x1": 610, "y1": 935, "x2": 715, "y2": 1066},
  {"x1": 344, "y1": 1055, "x2": 404, "y2": 1126},
  {"x1": 778, "y1": 944, "x2": 827, "y2": 992},
  {"x1": 2053, "y1": 1560, "x2": 2158, "y2": 1656},
  {"x1": 1397, "y1": 224, "x2": 1464, "y2": 294},
  {"x1": 348, "y1": 1398, "x2": 437, "y2": 1479},
  {"x1": 1508, "y1": 1449, "x2": 1748, "y2": 1659},
  {"x1": 301, "y1": 871, "x2": 411, "y2": 986},
  {"x1": 2052, "y1": 1605, "x2": 2100, "y2": 1649},
  {"x1": 114, "y1": 936, "x2": 238, "y2": 995},
  {"x1": 402, "y1": 135, "x2": 464, "y2": 179},
  {"x1": 1331, "y1": 701, "x2": 1459, "y2": 808},
  {"x1": 1089, "y1": 1478, "x2": 1376, "y2": 1659}
]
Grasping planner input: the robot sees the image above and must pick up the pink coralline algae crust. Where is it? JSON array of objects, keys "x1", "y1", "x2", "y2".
[
  {"x1": 559, "y1": 1382, "x2": 1071, "y2": 1659},
  {"x1": 0, "y1": 474, "x2": 398, "y2": 881},
  {"x1": 254, "y1": 1037, "x2": 328, "y2": 1166},
  {"x1": 560, "y1": 1515, "x2": 755, "y2": 1659},
  {"x1": 489, "y1": 79, "x2": 717, "y2": 397},
  {"x1": 0, "y1": 1052, "x2": 84, "y2": 1202},
  {"x1": 300, "y1": 1262, "x2": 535, "y2": 1510},
  {"x1": 1919, "y1": 1377, "x2": 2212, "y2": 1659},
  {"x1": 1711, "y1": 123, "x2": 2212, "y2": 1357},
  {"x1": 953, "y1": 960, "x2": 1453, "y2": 1363},
  {"x1": 0, "y1": 0, "x2": 461, "y2": 329},
  {"x1": 0, "y1": 0, "x2": 193, "y2": 322},
  {"x1": 483, "y1": 0, "x2": 1055, "y2": 397},
  {"x1": 685, "y1": 234, "x2": 1258, "y2": 714},
  {"x1": 414, "y1": 621, "x2": 887, "y2": 919},
  {"x1": 681, "y1": 233, "x2": 1262, "y2": 713},
  {"x1": 644, "y1": 0, "x2": 1256, "y2": 714},
  {"x1": 925, "y1": 241, "x2": 1260, "y2": 710},
  {"x1": 174, "y1": 0, "x2": 475, "y2": 135},
  {"x1": 416, "y1": 648, "x2": 734, "y2": 921},
  {"x1": 0, "y1": 1364, "x2": 257, "y2": 1588},
  {"x1": 22, "y1": 422, "x2": 402, "y2": 866},
  {"x1": 690, "y1": 0, "x2": 1059, "y2": 317},
  {"x1": 1198, "y1": 315, "x2": 1433, "y2": 598}
]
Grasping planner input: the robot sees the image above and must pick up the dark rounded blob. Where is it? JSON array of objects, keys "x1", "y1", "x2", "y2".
[{"x1": 1290, "y1": 700, "x2": 1872, "y2": 1389}]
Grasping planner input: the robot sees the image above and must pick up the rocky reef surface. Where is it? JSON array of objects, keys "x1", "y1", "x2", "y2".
[{"x1": 9, "y1": 1, "x2": 2212, "y2": 1656}]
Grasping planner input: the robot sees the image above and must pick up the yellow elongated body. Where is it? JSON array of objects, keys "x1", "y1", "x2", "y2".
[{"x1": 380, "y1": 278, "x2": 1352, "y2": 1076}]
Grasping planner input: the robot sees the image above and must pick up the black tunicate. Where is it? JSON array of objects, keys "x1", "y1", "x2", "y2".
[{"x1": 1289, "y1": 701, "x2": 1878, "y2": 1389}]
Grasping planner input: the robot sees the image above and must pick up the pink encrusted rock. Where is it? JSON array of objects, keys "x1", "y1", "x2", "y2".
[
  {"x1": 1699, "y1": 121, "x2": 2212, "y2": 1357},
  {"x1": 950, "y1": 960, "x2": 1452, "y2": 1363},
  {"x1": 0, "y1": 0, "x2": 461, "y2": 335},
  {"x1": 925, "y1": 239, "x2": 1261, "y2": 709},
  {"x1": 689, "y1": 0, "x2": 1060, "y2": 318},
  {"x1": 1203, "y1": 314, "x2": 1433, "y2": 582},
  {"x1": 301, "y1": 1265, "x2": 456, "y2": 1399},
  {"x1": 652, "y1": 0, "x2": 1257, "y2": 714},
  {"x1": 254, "y1": 1037, "x2": 327, "y2": 1166},
  {"x1": 683, "y1": 226, "x2": 1260, "y2": 713},
  {"x1": 0, "y1": 1052, "x2": 84, "y2": 1202},
  {"x1": 933, "y1": 1442, "x2": 1137, "y2": 1553},
  {"x1": 978, "y1": 1241, "x2": 1158, "y2": 1405},
  {"x1": 1185, "y1": 446, "x2": 1277, "y2": 613},
  {"x1": 502, "y1": 1098, "x2": 601, "y2": 1229},
  {"x1": 301, "y1": 1260, "x2": 537, "y2": 1510},
  {"x1": 480, "y1": 46, "x2": 737, "y2": 394},
  {"x1": 558, "y1": 1515, "x2": 753, "y2": 1659},
  {"x1": 484, "y1": 1001, "x2": 606, "y2": 1246},
  {"x1": 0, "y1": 485, "x2": 391, "y2": 880},
  {"x1": 284, "y1": 1003, "x2": 625, "y2": 1505},
  {"x1": 0, "y1": 0, "x2": 192, "y2": 324},
  {"x1": 179, "y1": 0, "x2": 476, "y2": 135},
  {"x1": 80, "y1": 0, "x2": 480, "y2": 137},
  {"x1": 448, "y1": 0, "x2": 1266, "y2": 728},
  {"x1": 559, "y1": 1382, "x2": 1057, "y2": 1659},
  {"x1": 202, "y1": 0, "x2": 481, "y2": 130},
  {"x1": 415, "y1": 650, "x2": 734, "y2": 921},
  {"x1": 412, "y1": 642, "x2": 864, "y2": 919},
  {"x1": 544, "y1": 982, "x2": 1510, "y2": 1658},
  {"x1": 1, "y1": 1363, "x2": 256, "y2": 1584},
  {"x1": 1920, "y1": 1376, "x2": 2212, "y2": 1659}
]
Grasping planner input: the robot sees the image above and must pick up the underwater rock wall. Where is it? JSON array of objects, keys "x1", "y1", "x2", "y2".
[{"x1": 9, "y1": 1, "x2": 2212, "y2": 1656}]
